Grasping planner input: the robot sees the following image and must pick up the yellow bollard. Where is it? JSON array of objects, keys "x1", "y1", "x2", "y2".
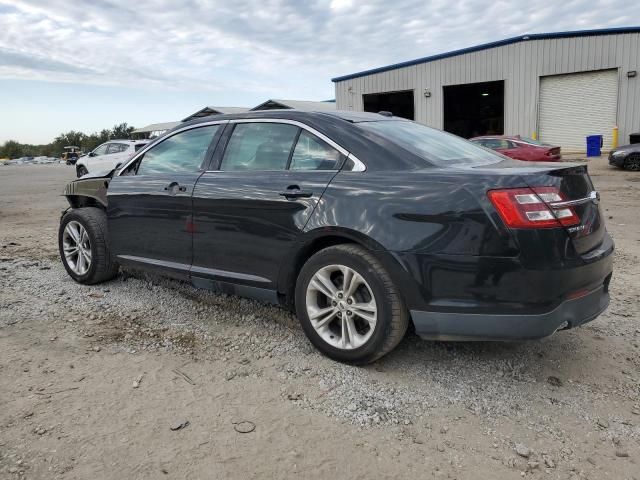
[
  {"x1": 612, "y1": 126, "x2": 618, "y2": 149},
  {"x1": 532, "y1": 132, "x2": 537, "y2": 141}
]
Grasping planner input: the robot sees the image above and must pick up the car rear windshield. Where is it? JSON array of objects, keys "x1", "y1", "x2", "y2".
[
  {"x1": 358, "y1": 120, "x2": 502, "y2": 167},
  {"x1": 519, "y1": 136, "x2": 545, "y2": 146}
]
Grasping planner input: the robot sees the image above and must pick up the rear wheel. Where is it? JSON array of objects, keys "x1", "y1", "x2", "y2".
[
  {"x1": 76, "y1": 165, "x2": 88, "y2": 177},
  {"x1": 295, "y1": 244, "x2": 408, "y2": 364},
  {"x1": 59, "y1": 207, "x2": 119, "y2": 284},
  {"x1": 624, "y1": 153, "x2": 640, "y2": 171}
]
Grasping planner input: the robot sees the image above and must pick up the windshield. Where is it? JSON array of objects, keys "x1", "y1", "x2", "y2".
[{"x1": 358, "y1": 120, "x2": 502, "y2": 166}]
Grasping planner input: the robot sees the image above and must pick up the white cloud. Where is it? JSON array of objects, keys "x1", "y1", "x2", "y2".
[
  {"x1": 0, "y1": 0, "x2": 639, "y2": 97},
  {"x1": 330, "y1": 0, "x2": 353, "y2": 11}
]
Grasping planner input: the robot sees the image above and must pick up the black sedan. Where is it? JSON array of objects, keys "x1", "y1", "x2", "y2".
[
  {"x1": 609, "y1": 143, "x2": 640, "y2": 171},
  {"x1": 58, "y1": 110, "x2": 613, "y2": 364}
]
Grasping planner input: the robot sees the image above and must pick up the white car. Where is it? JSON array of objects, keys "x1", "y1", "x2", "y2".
[{"x1": 75, "y1": 139, "x2": 149, "y2": 177}]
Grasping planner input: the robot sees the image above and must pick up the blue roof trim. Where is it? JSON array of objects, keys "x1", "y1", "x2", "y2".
[{"x1": 331, "y1": 26, "x2": 640, "y2": 82}]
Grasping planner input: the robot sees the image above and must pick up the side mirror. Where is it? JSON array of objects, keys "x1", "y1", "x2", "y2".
[{"x1": 89, "y1": 152, "x2": 96, "y2": 157}]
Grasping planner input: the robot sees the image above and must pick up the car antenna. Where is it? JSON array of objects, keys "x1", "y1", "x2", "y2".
[{"x1": 378, "y1": 111, "x2": 393, "y2": 117}]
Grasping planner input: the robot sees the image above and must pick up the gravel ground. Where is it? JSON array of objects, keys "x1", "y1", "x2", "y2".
[{"x1": 0, "y1": 160, "x2": 639, "y2": 479}]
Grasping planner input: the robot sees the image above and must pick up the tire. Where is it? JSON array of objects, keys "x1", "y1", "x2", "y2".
[
  {"x1": 295, "y1": 244, "x2": 409, "y2": 364},
  {"x1": 76, "y1": 165, "x2": 88, "y2": 178},
  {"x1": 624, "y1": 153, "x2": 640, "y2": 171},
  {"x1": 58, "y1": 207, "x2": 119, "y2": 285}
]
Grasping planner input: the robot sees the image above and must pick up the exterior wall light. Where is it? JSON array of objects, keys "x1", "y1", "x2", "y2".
[
  {"x1": 424, "y1": 89, "x2": 431, "y2": 98},
  {"x1": 628, "y1": 71, "x2": 637, "y2": 78}
]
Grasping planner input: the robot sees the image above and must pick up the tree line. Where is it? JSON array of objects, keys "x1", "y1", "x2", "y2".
[{"x1": 0, "y1": 123, "x2": 136, "y2": 159}]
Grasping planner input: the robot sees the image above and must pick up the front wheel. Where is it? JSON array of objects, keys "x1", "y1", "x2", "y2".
[
  {"x1": 59, "y1": 207, "x2": 119, "y2": 284},
  {"x1": 295, "y1": 244, "x2": 409, "y2": 364},
  {"x1": 76, "y1": 165, "x2": 88, "y2": 177}
]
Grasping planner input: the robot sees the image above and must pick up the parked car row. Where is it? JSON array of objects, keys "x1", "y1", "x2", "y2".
[{"x1": 2, "y1": 156, "x2": 59, "y2": 166}]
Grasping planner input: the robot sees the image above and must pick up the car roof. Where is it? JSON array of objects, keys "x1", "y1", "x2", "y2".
[
  {"x1": 182, "y1": 109, "x2": 401, "y2": 127},
  {"x1": 108, "y1": 139, "x2": 150, "y2": 143},
  {"x1": 470, "y1": 135, "x2": 520, "y2": 140}
]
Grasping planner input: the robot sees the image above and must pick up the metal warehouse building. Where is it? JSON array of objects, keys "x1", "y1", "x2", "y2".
[{"x1": 333, "y1": 27, "x2": 640, "y2": 153}]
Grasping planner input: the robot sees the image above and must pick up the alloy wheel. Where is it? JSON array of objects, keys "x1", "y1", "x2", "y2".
[
  {"x1": 625, "y1": 153, "x2": 640, "y2": 171},
  {"x1": 305, "y1": 264, "x2": 377, "y2": 350},
  {"x1": 62, "y1": 221, "x2": 92, "y2": 275}
]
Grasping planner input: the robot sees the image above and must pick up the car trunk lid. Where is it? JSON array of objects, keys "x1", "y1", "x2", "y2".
[
  {"x1": 523, "y1": 163, "x2": 604, "y2": 255},
  {"x1": 466, "y1": 160, "x2": 605, "y2": 255}
]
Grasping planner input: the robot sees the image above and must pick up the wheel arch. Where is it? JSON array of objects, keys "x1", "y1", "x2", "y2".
[
  {"x1": 277, "y1": 227, "x2": 420, "y2": 313},
  {"x1": 65, "y1": 195, "x2": 106, "y2": 210},
  {"x1": 63, "y1": 177, "x2": 110, "y2": 209}
]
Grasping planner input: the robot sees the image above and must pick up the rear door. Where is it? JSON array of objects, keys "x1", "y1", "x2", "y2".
[
  {"x1": 107, "y1": 123, "x2": 224, "y2": 277},
  {"x1": 191, "y1": 120, "x2": 343, "y2": 289}
]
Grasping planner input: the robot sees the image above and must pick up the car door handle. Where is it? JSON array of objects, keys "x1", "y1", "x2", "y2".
[
  {"x1": 279, "y1": 186, "x2": 313, "y2": 199},
  {"x1": 164, "y1": 182, "x2": 187, "y2": 194}
]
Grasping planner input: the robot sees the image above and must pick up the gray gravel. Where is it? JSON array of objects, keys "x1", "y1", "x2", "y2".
[{"x1": 2, "y1": 254, "x2": 639, "y2": 443}]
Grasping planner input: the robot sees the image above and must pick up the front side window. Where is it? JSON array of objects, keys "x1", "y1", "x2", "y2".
[
  {"x1": 290, "y1": 131, "x2": 343, "y2": 170},
  {"x1": 92, "y1": 144, "x2": 108, "y2": 156},
  {"x1": 358, "y1": 120, "x2": 501, "y2": 167},
  {"x1": 136, "y1": 125, "x2": 219, "y2": 175},
  {"x1": 220, "y1": 123, "x2": 298, "y2": 171}
]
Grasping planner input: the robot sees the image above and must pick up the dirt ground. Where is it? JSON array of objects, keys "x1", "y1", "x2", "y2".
[{"x1": 0, "y1": 158, "x2": 638, "y2": 480}]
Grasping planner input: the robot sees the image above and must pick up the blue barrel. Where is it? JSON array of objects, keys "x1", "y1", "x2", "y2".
[{"x1": 586, "y1": 135, "x2": 603, "y2": 157}]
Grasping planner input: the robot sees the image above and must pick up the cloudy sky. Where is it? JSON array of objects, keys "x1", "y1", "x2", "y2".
[{"x1": 1, "y1": 0, "x2": 638, "y2": 144}]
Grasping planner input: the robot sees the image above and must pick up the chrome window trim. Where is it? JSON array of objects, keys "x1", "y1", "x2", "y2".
[
  {"x1": 347, "y1": 153, "x2": 366, "y2": 172},
  {"x1": 117, "y1": 118, "x2": 368, "y2": 176},
  {"x1": 116, "y1": 120, "x2": 229, "y2": 176},
  {"x1": 225, "y1": 118, "x2": 367, "y2": 172}
]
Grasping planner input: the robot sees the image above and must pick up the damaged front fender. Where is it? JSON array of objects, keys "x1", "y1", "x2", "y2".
[{"x1": 63, "y1": 171, "x2": 113, "y2": 209}]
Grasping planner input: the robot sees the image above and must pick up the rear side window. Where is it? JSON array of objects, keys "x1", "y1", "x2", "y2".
[
  {"x1": 290, "y1": 131, "x2": 343, "y2": 170},
  {"x1": 136, "y1": 125, "x2": 219, "y2": 175},
  {"x1": 220, "y1": 123, "x2": 298, "y2": 171},
  {"x1": 107, "y1": 143, "x2": 128, "y2": 154},
  {"x1": 358, "y1": 120, "x2": 501, "y2": 166}
]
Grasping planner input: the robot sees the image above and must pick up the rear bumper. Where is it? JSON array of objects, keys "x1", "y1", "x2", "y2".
[{"x1": 411, "y1": 284, "x2": 609, "y2": 341}]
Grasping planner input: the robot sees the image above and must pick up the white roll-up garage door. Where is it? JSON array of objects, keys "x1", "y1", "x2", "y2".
[{"x1": 538, "y1": 69, "x2": 618, "y2": 153}]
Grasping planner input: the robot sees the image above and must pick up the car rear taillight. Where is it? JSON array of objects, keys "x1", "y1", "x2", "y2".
[
  {"x1": 546, "y1": 147, "x2": 560, "y2": 157},
  {"x1": 487, "y1": 186, "x2": 580, "y2": 229}
]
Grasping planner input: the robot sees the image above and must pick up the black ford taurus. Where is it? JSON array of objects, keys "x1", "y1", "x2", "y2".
[{"x1": 58, "y1": 110, "x2": 613, "y2": 364}]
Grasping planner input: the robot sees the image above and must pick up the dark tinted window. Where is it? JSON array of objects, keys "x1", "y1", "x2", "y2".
[
  {"x1": 358, "y1": 120, "x2": 501, "y2": 166},
  {"x1": 134, "y1": 143, "x2": 147, "y2": 152},
  {"x1": 137, "y1": 125, "x2": 219, "y2": 175},
  {"x1": 290, "y1": 131, "x2": 343, "y2": 170},
  {"x1": 221, "y1": 123, "x2": 298, "y2": 171}
]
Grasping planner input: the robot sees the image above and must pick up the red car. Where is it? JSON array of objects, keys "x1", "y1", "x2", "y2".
[{"x1": 470, "y1": 135, "x2": 561, "y2": 162}]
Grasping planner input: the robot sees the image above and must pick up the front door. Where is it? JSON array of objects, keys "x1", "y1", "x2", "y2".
[
  {"x1": 192, "y1": 122, "x2": 344, "y2": 291},
  {"x1": 107, "y1": 124, "x2": 223, "y2": 278}
]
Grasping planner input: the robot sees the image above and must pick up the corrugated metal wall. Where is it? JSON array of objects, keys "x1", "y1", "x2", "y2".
[{"x1": 335, "y1": 33, "x2": 640, "y2": 149}]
